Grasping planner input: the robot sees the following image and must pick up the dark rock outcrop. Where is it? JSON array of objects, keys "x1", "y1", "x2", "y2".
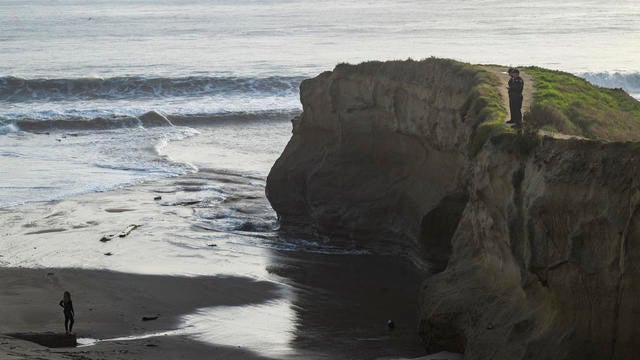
[
  {"x1": 138, "y1": 110, "x2": 173, "y2": 127},
  {"x1": 266, "y1": 59, "x2": 640, "y2": 359}
]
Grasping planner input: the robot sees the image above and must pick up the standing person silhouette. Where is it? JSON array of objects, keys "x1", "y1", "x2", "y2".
[
  {"x1": 59, "y1": 291, "x2": 75, "y2": 335},
  {"x1": 507, "y1": 68, "x2": 524, "y2": 127}
]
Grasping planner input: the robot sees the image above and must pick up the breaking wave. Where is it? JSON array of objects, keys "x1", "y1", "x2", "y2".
[
  {"x1": 0, "y1": 109, "x2": 300, "y2": 133},
  {"x1": 0, "y1": 75, "x2": 305, "y2": 103},
  {"x1": 580, "y1": 72, "x2": 640, "y2": 99}
]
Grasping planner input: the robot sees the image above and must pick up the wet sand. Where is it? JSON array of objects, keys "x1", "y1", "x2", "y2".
[
  {"x1": 0, "y1": 268, "x2": 280, "y2": 339},
  {"x1": 0, "y1": 190, "x2": 429, "y2": 359},
  {"x1": 268, "y1": 251, "x2": 426, "y2": 359},
  {"x1": 0, "y1": 268, "x2": 279, "y2": 359},
  {"x1": 0, "y1": 254, "x2": 427, "y2": 359},
  {"x1": 0, "y1": 126, "x2": 432, "y2": 359}
]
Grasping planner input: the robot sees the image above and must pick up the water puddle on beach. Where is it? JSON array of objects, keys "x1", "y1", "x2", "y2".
[
  {"x1": 181, "y1": 299, "x2": 296, "y2": 358},
  {"x1": 77, "y1": 299, "x2": 297, "y2": 358}
]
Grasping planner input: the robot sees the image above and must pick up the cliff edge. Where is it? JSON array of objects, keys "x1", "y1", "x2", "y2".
[{"x1": 266, "y1": 58, "x2": 640, "y2": 359}]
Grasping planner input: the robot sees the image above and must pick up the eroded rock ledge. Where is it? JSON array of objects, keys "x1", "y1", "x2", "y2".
[{"x1": 266, "y1": 59, "x2": 640, "y2": 359}]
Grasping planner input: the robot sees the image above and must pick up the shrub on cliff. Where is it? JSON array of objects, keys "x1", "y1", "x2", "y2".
[{"x1": 523, "y1": 104, "x2": 568, "y2": 133}]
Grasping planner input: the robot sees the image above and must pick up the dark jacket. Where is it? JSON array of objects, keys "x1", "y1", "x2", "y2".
[{"x1": 508, "y1": 76, "x2": 524, "y2": 96}]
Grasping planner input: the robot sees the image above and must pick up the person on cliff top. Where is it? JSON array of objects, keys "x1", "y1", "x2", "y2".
[
  {"x1": 506, "y1": 68, "x2": 524, "y2": 127},
  {"x1": 58, "y1": 291, "x2": 75, "y2": 335}
]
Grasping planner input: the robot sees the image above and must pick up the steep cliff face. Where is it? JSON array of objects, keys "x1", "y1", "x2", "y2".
[
  {"x1": 421, "y1": 137, "x2": 640, "y2": 359},
  {"x1": 267, "y1": 59, "x2": 500, "y2": 265},
  {"x1": 266, "y1": 59, "x2": 640, "y2": 359}
]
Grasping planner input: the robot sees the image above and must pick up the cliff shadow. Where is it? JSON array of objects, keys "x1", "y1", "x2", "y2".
[
  {"x1": 266, "y1": 235, "x2": 427, "y2": 359},
  {"x1": 419, "y1": 193, "x2": 469, "y2": 273}
]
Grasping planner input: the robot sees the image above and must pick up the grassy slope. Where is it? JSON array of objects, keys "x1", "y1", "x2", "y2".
[
  {"x1": 523, "y1": 66, "x2": 640, "y2": 142},
  {"x1": 468, "y1": 65, "x2": 510, "y2": 154}
]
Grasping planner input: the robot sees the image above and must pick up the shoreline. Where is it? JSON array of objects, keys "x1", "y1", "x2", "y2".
[
  {"x1": 0, "y1": 143, "x2": 429, "y2": 359},
  {"x1": 0, "y1": 268, "x2": 281, "y2": 339}
]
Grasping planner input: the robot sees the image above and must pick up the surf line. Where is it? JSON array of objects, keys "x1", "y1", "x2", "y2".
[{"x1": 76, "y1": 328, "x2": 188, "y2": 347}]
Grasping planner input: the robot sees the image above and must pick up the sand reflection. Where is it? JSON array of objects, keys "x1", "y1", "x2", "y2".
[
  {"x1": 181, "y1": 299, "x2": 296, "y2": 358},
  {"x1": 77, "y1": 299, "x2": 297, "y2": 359}
]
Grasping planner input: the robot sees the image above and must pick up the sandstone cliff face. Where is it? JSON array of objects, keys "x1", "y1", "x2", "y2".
[
  {"x1": 267, "y1": 60, "x2": 490, "y2": 265},
  {"x1": 422, "y1": 137, "x2": 640, "y2": 359},
  {"x1": 266, "y1": 59, "x2": 640, "y2": 359}
]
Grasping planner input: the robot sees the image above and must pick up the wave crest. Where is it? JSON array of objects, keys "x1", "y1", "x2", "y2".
[
  {"x1": 0, "y1": 75, "x2": 304, "y2": 103},
  {"x1": 1, "y1": 109, "x2": 300, "y2": 133},
  {"x1": 580, "y1": 72, "x2": 640, "y2": 98}
]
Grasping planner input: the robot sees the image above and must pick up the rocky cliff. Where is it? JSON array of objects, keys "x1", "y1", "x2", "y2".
[
  {"x1": 266, "y1": 59, "x2": 640, "y2": 359},
  {"x1": 267, "y1": 59, "x2": 503, "y2": 267},
  {"x1": 422, "y1": 136, "x2": 640, "y2": 359}
]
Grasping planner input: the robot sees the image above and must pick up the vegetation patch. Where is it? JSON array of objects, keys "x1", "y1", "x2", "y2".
[
  {"x1": 523, "y1": 67, "x2": 640, "y2": 141},
  {"x1": 468, "y1": 66, "x2": 510, "y2": 155}
]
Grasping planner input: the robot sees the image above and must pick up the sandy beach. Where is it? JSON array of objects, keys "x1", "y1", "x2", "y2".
[
  {"x1": 0, "y1": 268, "x2": 282, "y2": 338},
  {"x1": 0, "y1": 125, "x2": 428, "y2": 359},
  {"x1": 0, "y1": 269, "x2": 279, "y2": 360},
  {"x1": 0, "y1": 258, "x2": 425, "y2": 359}
]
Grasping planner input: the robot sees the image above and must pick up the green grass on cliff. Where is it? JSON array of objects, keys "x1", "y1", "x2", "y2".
[
  {"x1": 468, "y1": 67, "x2": 510, "y2": 155},
  {"x1": 524, "y1": 67, "x2": 640, "y2": 141}
]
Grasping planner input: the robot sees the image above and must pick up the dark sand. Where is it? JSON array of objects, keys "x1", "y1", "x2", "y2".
[
  {"x1": 0, "y1": 253, "x2": 427, "y2": 359},
  {"x1": 0, "y1": 268, "x2": 280, "y2": 359},
  {"x1": 0, "y1": 268, "x2": 280, "y2": 338},
  {"x1": 268, "y1": 251, "x2": 427, "y2": 359}
]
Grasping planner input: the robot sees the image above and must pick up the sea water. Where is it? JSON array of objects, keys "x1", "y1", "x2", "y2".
[{"x1": 1, "y1": 0, "x2": 639, "y2": 207}]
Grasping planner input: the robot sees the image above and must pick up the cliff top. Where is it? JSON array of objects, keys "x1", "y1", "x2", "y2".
[
  {"x1": 300, "y1": 58, "x2": 640, "y2": 155},
  {"x1": 472, "y1": 62, "x2": 640, "y2": 152}
]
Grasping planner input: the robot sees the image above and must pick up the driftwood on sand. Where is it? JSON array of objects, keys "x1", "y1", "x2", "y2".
[{"x1": 99, "y1": 224, "x2": 140, "y2": 242}]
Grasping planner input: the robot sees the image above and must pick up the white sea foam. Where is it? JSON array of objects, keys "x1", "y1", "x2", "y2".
[
  {"x1": 0, "y1": 126, "x2": 199, "y2": 208},
  {"x1": 0, "y1": 94, "x2": 302, "y2": 123},
  {"x1": 0, "y1": 122, "x2": 18, "y2": 134}
]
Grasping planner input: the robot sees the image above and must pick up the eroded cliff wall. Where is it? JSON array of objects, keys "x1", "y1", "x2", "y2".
[
  {"x1": 267, "y1": 59, "x2": 496, "y2": 265},
  {"x1": 266, "y1": 59, "x2": 640, "y2": 359},
  {"x1": 421, "y1": 136, "x2": 640, "y2": 359}
]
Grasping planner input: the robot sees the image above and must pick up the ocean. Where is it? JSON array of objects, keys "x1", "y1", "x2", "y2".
[{"x1": 1, "y1": 0, "x2": 639, "y2": 207}]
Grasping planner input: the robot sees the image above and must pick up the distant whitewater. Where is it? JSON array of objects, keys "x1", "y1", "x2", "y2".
[
  {"x1": 0, "y1": 75, "x2": 304, "y2": 126},
  {"x1": 581, "y1": 72, "x2": 640, "y2": 100}
]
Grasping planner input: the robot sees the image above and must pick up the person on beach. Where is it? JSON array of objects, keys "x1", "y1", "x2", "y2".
[
  {"x1": 59, "y1": 291, "x2": 75, "y2": 335},
  {"x1": 506, "y1": 68, "x2": 524, "y2": 127}
]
